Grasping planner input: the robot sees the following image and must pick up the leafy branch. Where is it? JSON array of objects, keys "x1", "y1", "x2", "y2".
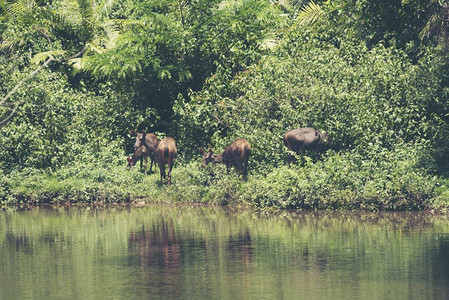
[{"x1": 0, "y1": 46, "x2": 88, "y2": 127}]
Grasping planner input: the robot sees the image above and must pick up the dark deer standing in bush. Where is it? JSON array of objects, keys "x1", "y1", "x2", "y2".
[
  {"x1": 283, "y1": 127, "x2": 332, "y2": 167},
  {"x1": 130, "y1": 130, "x2": 159, "y2": 173},
  {"x1": 127, "y1": 145, "x2": 151, "y2": 175},
  {"x1": 199, "y1": 138, "x2": 251, "y2": 180},
  {"x1": 156, "y1": 137, "x2": 177, "y2": 185}
]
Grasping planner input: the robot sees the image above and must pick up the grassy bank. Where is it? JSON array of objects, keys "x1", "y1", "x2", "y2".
[{"x1": 2, "y1": 149, "x2": 448, "y2": 212}]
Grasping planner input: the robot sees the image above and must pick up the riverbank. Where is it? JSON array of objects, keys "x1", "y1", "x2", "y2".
[{"x1": 2, "y1": 158, "x2": 449, "y2": 212}]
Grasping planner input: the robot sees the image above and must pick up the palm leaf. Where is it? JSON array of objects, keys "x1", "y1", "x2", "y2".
[
  {"x1": 95, "y1": 0, "x2": 115, "y2": 19},
  {"x1": 115, "y1": 18, "x2": 146, "y2": 30},
  {"x1": 295, "y1": 0, "x2": 324, "y2": 26},
  {"x1": 4, "y1": 0, "x2": 35, "y2": 23},
  {"x1": 45, "y1": 2, "x2": 82, "y2": 28},
  {"x1": 68, "y1": 57, "x2": 85, "y2": 73},
  {"x1": 30, "y1": 50, "x2": 67, "y2": 64}
]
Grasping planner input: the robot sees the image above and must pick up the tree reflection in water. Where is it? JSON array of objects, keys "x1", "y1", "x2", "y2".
[{"x1": 2, "y1": 206, "x2": 449, "y2": 299}]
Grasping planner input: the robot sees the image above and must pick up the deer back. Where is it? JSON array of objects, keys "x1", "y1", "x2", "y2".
[
  {"x1": 223, "y1": 138, "x2": 251, "y2": 163},
  {"x1": 284, "y1": 127, "x2": 332, "y2": 153},
  {"x1": 284, "y1": 128, "x2": 317, "y2": 150},
  {"x1": 156, "y1": 137, "x2": 177, "y2": 164}
]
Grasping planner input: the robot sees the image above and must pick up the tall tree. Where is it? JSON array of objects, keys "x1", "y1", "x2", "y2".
[{"x1": 0, "y1": 0, "x2": 119, "y2": 125}]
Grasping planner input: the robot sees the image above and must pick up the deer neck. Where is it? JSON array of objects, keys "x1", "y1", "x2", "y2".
[
  {"x1": 143, "y1": 140, "x2": 158, "y2": 152},
  {"x1": 131, "y1": 146, "x2": 146, "y2": 165}
]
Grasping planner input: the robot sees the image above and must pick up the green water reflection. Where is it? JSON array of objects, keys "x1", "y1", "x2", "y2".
[{"x1": 1, "y1": 205, "x2": 449, "y2": 299}]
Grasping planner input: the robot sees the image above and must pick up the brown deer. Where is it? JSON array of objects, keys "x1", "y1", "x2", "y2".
[
  {"x1": 130, "y1": 130, "x2": 159, "y2": 173},
  {"x1": 283, "y1": 127, "x2": 332, "y2": 167},
  {"x1": 155, "y1": 137, "x2": 177, "y2": 185},
  {"x1": 127, "y1": 145, "x2": 151, "y2": 175},
  {"x1": 199, "y1": 138, "x2": 251, "y2": 180}
]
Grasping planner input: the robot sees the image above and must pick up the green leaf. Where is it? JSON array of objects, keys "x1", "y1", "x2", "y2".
[
  {"x1": 295, "y1": 0, "x2": 325, "y2": 26},
  {"x1": 30, "y1": 50, "x2": 67, "y2": 65}
]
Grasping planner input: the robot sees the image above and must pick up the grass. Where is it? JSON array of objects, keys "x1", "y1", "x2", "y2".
[{"x1": 2, "y1": 153, "x2": 449, "y2": 212}]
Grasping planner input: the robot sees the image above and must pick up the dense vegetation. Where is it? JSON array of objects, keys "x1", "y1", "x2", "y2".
[{"x1": 1, "y1": 0, "x2": 448, "y2": 211}]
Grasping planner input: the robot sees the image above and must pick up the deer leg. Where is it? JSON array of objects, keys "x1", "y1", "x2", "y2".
[
  {"x1": 294, "y1": 149, "x2": 304, "y2": 166},
  {"x1": 143, "y1": 156, "x2": 148, "y2": 176},
  {"x1": 316, "y1": 145, "x2": 322, "y2": 161},
  {"x1": 167, "y1": 162, "x2": 173, "y2": 186},
  {"x1": 149, "y1": 155, "x2": 154, "y2": 173},
  {"x1": 159, "y1": 162, "x2": 165, "y2": 184},
  {"x1": 236, "y1": 161, "x2": 244, "y2": 177},
  {"x1": 243, "y1": 157, "x2": 249, "y2": 180},
  {"x1": 139, "y1": 157, "x2": 143, "y2": 171},
  {"x1": 153, "y1": 154, "x2": 159, "y2": 173}
]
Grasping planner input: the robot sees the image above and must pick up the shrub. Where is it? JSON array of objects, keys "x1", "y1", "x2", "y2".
[
  {"x1": 242, "y1": 143, "x2": 436, "y2": 211},
  {"x1": 175, "y1": 22, "x2": 445, "y2": 175}
]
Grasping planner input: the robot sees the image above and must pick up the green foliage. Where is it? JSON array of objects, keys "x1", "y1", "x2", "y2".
[
  {"x1": 1, "y1": 0, "x2": 449, "y2": 210},
  {"x1": 0, "y1": 169, "x2": 12, "y2": 205},
  {"x1": 177, "y1": 22, "x2": 446, "y2": 171},
  {"x1": 3, "y1": 143, "x2": 437, "y2": 211},
  {"x1": 0, "y1": 67, "x2": 137, "y2": 171},
  {"x1": 243, "y1": 144, "x2": 436, "y2": 211},
  {"x1": 161, "y1": 161, "x2": 244, "y2": 205},
  {"x1": 3, "y1": 154, "x2": 247, "y2": 206},
  {"x1": 171, "y1": 16, "x2": 447, "y2": 211}
]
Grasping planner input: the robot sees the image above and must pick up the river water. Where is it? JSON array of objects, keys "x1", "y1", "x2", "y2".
[{"x1": 1, "y1": 205, "x2": 449, "y2": 299}]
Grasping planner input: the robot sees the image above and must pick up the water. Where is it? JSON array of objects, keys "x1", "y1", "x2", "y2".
[{"x1": 1, "y1": 205, "x2": 449, "y2": 299}]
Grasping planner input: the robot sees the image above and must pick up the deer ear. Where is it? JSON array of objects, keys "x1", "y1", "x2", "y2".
[
  {"x1": 198, "y1": 148, "x2": 204, "y2": 155},
  {"x1": 130, "y1": 130, "x2": 137, "y2": 137},
  {"x1": 208, "y1": 149, "x2": 213, "y2": 154}
]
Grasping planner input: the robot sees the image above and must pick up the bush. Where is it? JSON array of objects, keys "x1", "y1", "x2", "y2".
[
  {"x1": 242, "y1": 143, "x2": 436, "y2": 211},
  {"x1": 175, "y1": 23, "x2": 446, "y2": 174},
  {"x1": 0, "y1": 68, "x2": 138, "y2": 172},
  {"x1": 2, "y1": 5, "x2": 448, "y2": 211}
]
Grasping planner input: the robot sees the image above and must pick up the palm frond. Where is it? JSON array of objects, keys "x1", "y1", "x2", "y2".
[
  {"x1": 68, "y1": 57, "x2": 85, "y2": 73},
  {"x1": 100, "y1": 19, "x2": 121, "y2": 48},
  {"x1": 260, "y1": 30, "x2": 281, "y2": 51},
  {"x1": 115, "y1": 18, "x2": 146, "y2": 30},
  {"x1": 85, "y1": 42, "x2": 104, "y2": 54},
  {"x1": 30, "y1": 50, "x2": 67, "y2": 64},
  {"x1": 295, "y1": 0, "x2": 325, "y2": 26},
  {"x1": 95, "y1": 0, "x2": 115, "y2": 19},
  {"x1": 218, "y1": 0, "x2": 240, "y2": 10},
  {"x1": 4, "y1": 0, "x2": 37, "y2": 23},
  {"x1": 292, "y1": 0, "x2": 310, "y2": 10},
  {"x1": 46, "y1": 2, "x2": 82, "y2": 28}
]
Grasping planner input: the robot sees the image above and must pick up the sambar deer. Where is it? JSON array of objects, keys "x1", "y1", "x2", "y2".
[
  {"x1": 127, "y1": 145, "x2": 151, "y2": 175},
  {"x1": 199, "y1": 138, "x2": 251, "y2": 180},
  {"x1": 283, "y1": 127, "x2": 332, "y2": 167},
  {"x1": 155, "y1": 137, "x2": 177, "y2": 186},
  {"x1": 130, "y1": 130, "x2": 159, "y2": 173}
]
